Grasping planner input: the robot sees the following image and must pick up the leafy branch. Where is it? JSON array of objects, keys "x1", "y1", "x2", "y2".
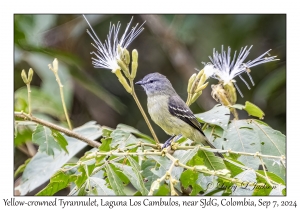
[{"x1": 14, "y1": 111, "x2": 101, "y2": 148}]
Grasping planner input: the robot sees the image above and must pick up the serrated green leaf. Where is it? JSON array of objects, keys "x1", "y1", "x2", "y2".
[
  {"x1": 51, "y1": 129, "x2": 68, "y2": 154},
  {"x1": 244, "y1": 101, "x2": 265, "y2": 119},
  {"x1": 105, "y1": 163, "x2": 126, "y2": 195},
  {"x1": 195, "y1": 104, "x2": 230, "y2": 130},
  {"x1": 32, "y1": 125, "x2": 63, "y2": 156},
  {"x1": 127, "y1": 156, "x2": 148, "y2": 195},
  {"x1": 112, "y1": 160, "x2": 148, "y2": 195},
  {"x1": 36, "y1": 170, "x2": 76, "y2": 195},
  {"x1": 198, "y1": 150, "x2": 226, "y2": 171}
]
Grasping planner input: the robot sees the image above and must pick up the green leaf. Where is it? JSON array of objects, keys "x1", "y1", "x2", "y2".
[
  {"x1": 32, "y1": 125, "x2": 64, "y2": 156},
  {"x1": 101, "y1": 126, "x2": 114, "y2": 138},
  {"x1": 111, "y1": 160, "x2": 148, "y2": 195},
  {"x1": 154, "y1": 184, "x2": 170, "y2": 196},
  {"x1": 88, "y1": 177, "x2": 115, "y2": 195},
  {"x1": 252, "y1": 170, "x2": 286, "y2": 196},
  {"x1": 14, "y1": 122, "x2": 35, "y2": 146},
  {"x1": 198, "y1": 150, "x2": 226, "y2": 171},
  {"x1": 36, "y1": 170, "x2": 76, "y2": 195},
  {"x1": 244, "y1": 101, "x2": 265, "y2": 119},
  {"x1": 141, "y1": 159, "x2": 159, "y2": 190},
  {"x1": 14, "y1": 158, "x2": 31, "y2": 177},
  {"x1": 127, "y1": 156, "x2": 148, "y2": 195},
  {"x1": 110, "y1": 129, "x2": 138, "y2": 150},
  {"x1": 116, "y1": 124, "x2": 155, "y2": 143},
  {"x1": 17, "y1": 121, "x2": 102, "y2": 195},
  {"x1": 222, "y1": 120, "x2": 261, "y2": 169},
  {"x1": 224, "y1": 159, "x2": 244, "y2": 177},
  {"x1": 232, "y1": 170, "x2": 256, "y2": 195},
  {"x1": 51, "y1": 130, "x2": 68, "y2": 154},
  {"x1": 148, "y1": 155, "x2": 172, "y2": 177},
  {"x1": 171, "y1": 147, "x2": 199, "y2": 179},
  {"x1": 195, "y1": 104, "x2": 230, "y2": 130},
  {"x1": 180, "y1": 169, "x2": 203, "y2": 195},
  {"x1": 251, "y1": 120, "x2": 286, "y2": 180},
  {"x1": 105, "y1": 163, "x2": 126, "y2": 195}
]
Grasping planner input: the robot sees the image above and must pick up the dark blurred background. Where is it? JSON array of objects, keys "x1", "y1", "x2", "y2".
[{"x1": 14, "y1": 15, "x2": 286, "y2": 189}]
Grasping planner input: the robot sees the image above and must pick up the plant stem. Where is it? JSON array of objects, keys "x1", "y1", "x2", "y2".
[
  {"x1": 129, "y1": 80, "x2": 160, "y2": 145},
  {"x1": 174, "y1": 145, "x2": 285, "y2": 160},
  {"x1": 14, "y1": 111, "x2": 100, "y2": 148},
  {"x1": 53, "y1": 73, "x2": 73, "y2": 130},
  {"x1": 26, "y1": 84, "x2": 32, "y2": 115}
]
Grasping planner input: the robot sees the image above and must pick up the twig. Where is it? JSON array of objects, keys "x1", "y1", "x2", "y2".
[
  {"x1": 130, "y1": 80, "x2": 160, "y2": 145},
  {"x1": 258, "y1": 156, "x2": 273, "y2": 187},
  {"x1": 96, "y1": 151, "x2": 162, "y2": 157},
  {"x1": 49, "y1": 59, "x2": 73, "y2": 130},
  {"x1": 173, "y1": 145, "x2": 285, "y2": 160},
  {"x1": 14, "y1": 111, "x2": 101, "y2": 148}
]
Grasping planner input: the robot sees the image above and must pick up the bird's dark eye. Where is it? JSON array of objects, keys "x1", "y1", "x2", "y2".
[{"x1": 149, "y1": 80, "x2": 154, "y2": 83}]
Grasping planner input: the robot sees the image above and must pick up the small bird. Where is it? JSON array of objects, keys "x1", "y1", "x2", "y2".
[{"x1": 136, "y1": 72, "x2": 223, "y2": 158}]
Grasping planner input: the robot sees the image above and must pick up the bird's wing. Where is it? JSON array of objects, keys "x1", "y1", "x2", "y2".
[{"x1": 168, "y1": 95, "x2": 206, "y2": 137}]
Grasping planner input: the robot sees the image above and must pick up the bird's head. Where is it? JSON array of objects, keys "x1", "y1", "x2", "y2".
[{"x1": 135, "y1": 73, "x2": 175, "y2": 96}]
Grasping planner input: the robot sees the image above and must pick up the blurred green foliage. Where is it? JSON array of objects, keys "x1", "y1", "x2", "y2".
[{"x1": 14, "y1": 14, "x2": 285, "y2": 165}]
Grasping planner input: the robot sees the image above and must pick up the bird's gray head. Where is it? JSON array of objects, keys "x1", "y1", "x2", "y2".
[{"x1": 135, "y1": 73, "x2": 176, "y2": 96}]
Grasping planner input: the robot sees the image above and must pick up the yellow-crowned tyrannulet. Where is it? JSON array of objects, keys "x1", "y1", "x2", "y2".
[{"x1": 136, "y1": 72, "x2": 223, "y2": 158}]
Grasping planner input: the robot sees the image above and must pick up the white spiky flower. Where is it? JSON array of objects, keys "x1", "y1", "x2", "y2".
[
  {"x1": 83, "y1": 15, "x2": 145, "y2": 72},
  {"x1": 203, "y1": 45, "x2": 279, "y2": 97}
]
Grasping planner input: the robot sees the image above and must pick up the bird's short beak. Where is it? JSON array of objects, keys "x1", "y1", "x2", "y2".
[{"x1": 135, "y1": 80, "x2": 143, "y2": 85}]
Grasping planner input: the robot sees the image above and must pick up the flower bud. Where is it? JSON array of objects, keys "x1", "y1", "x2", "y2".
[
  {"x1": 123, "y1": 49, "x2": 130, "y2": 66},
  {"x1": 117, "y1": 59, "x2": 130, "y2": 78},
  {"x1": 27, "y1": 68, "x2": 34, "y2": 83},
  {"x1": 187, "y1": 73, "x2": 196, "y2": 93},
  {"x1": 131, "y1": 49, "x2": 138, "y2": 79},
  {"x1": 195, "y1": 82, "x2": 208, "y2": 93},
  {"x1": 224, "y1": 81, "x2": 237, "y2": 104},
  {"x1": 114, "y1": 69, "x2": 132, "y2": 93},
  {"x1": 52, "y1": 58, "x2": 58, "y2": 73},
  {"x1": 21, "y1": 69, "x2": 28, "y2": 84}
]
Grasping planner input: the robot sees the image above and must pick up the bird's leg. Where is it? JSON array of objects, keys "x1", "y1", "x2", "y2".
[
  {"x1": 162, "y1": 135, "x2": 182, "y2": 149},
  {"x1": 162, "y1": 135, "x2": 176, "y2": 149}
]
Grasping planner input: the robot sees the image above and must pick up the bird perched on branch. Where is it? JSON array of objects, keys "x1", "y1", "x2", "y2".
[{"x1": 136, "y1": 72, "x2": 223, "y2": 158}]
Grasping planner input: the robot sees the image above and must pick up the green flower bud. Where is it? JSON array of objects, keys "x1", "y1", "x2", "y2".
[
  {"x1": 21, "y1": 69, "x2": 28, "y2": 84},
  {"x1": 195, "y1": 82, "x2": 208, "y2": 93},
  {"x1": 123, "y1": 49, "x2": 130, "y2": 65},
  {"x1": 117, "y1": 59, "x2": 130, "y2": 78},
  {"x1": 131, "y1": 49, "x2": 138, "y2": 79},
  {"x1": 187, "y1": 73, "x2": 196, "y2": 93},
  {"x1": 224, "y1": 81, "x2": 237, "y2": 104},
  {"x1": 27, "y1": 68, "x2": 34, "y2": 83},
  {"x1": 114, "y1": 69, "x2": 132, "y2": 93}
]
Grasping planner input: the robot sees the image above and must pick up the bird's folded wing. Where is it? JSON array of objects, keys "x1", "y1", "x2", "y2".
[{"x1": 168, "y1": 95, "x2": 206, "y2": 137}]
